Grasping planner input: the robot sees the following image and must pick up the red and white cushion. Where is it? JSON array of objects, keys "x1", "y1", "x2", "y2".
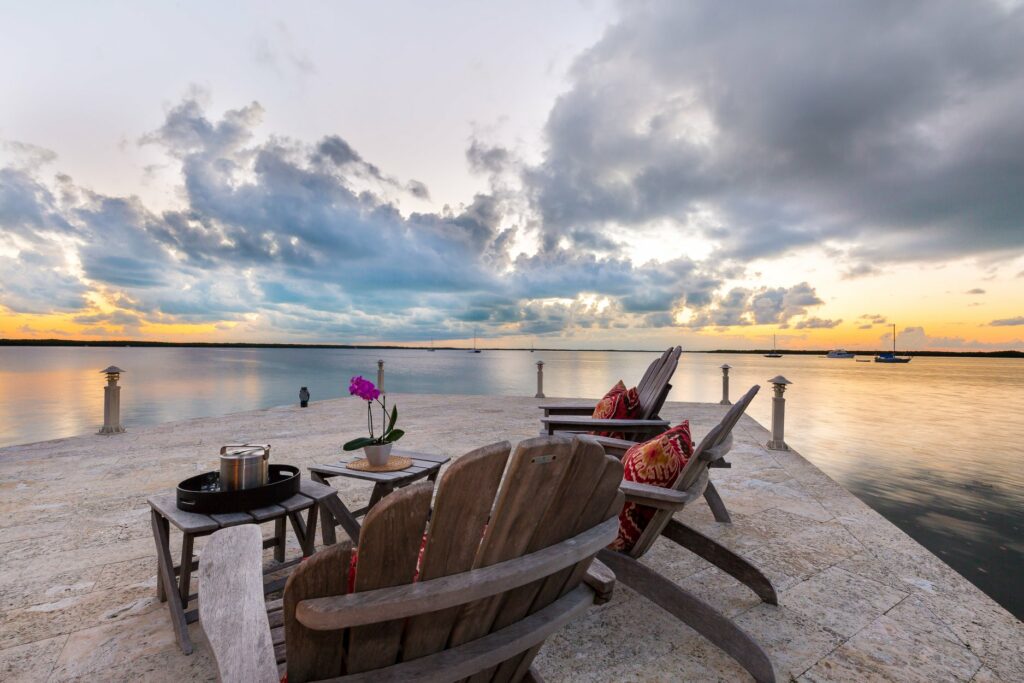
[
  {"x1": 590, "y1": 380, "x2": 641, "y2": 439},
  {"x1": 610, "y1": 421, "x2": 694, "y2": 552}
]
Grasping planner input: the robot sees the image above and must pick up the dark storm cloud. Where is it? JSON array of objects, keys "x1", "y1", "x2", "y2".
[{"x1": 526, "y1": 0, "x2": 1024, "y2": 264}]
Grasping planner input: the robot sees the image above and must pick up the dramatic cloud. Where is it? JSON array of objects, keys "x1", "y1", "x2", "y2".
[
  {"x1": 2, "y1": 97, "x2": 828, "y2": 340},
  {"x1": 525, "y1": 0, "x2": 1024, "y2": 265},
  {"x1": 683, "y1": 282, "x2": 825, "y2": 329},
  {"x1": 6, "y1": 1, "x2": 1022, "y2": 346}
]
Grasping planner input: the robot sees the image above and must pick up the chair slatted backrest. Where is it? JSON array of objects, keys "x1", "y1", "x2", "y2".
[
  {"x1": 635, "y1": 346, "x2": 681, "y2": 420},
  {"x1": 626, "y1": 384, "x2": 760, "y2": 558},
  {"x1": 619, "y1": 346, "x2": 681, "y2": 442},
  {"x1": 283, "y1": 437, "x2": 623, "y2": 683},
  {"x1": 635, "y1": 347, "x2": 672, "y2": 398}
]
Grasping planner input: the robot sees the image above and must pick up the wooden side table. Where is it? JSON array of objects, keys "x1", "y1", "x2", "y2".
[
  {"x1": 147, "y1": 479, "x2": 344, "y2": 654},
  {"x1": 309, "y1": 449, "x2": 450, "y2": 544}
]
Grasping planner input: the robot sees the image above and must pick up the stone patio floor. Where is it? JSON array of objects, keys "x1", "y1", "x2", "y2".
[{"x1": 0, "y1": 394, "x2": 1021, "y2": 682}]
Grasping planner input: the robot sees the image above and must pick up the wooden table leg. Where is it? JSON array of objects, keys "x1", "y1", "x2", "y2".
[
  {"x1": 178, "y1": 532, "x2": 194, "y2": 604},
  {"x1": 299, "y1": 505, "x2": 315, "y2": 557},
  {"x1": 311, "y1": 472, "x2": 338, "y2": 546},
  {"x1": 274, "y1": 517, "x2": 287, "y2": 562},
  {"x1": 155, "y1": 514, "x2": 169, "y2": 603},
  {"x1": 367, "y1": 481, "x2": 392, "y2": 508},
  {"x1": 150, "y1": 509, "x2": 193, "y2": 655},
  {"x1": 321, "y1": 493, "x2": 362, "y2": 545}
]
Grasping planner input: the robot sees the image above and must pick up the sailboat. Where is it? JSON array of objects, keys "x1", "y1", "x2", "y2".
[
  {"x1": 428, "y1": 338, "x2": 435, "y2": 352},
  {"x1": 470, "y1": 329, "x2": 482, "y2": 353},
  {"x1": 764, "y1": 334, "x2": 782, "y2": 358},
  {"x1": 875, "y1": 324, "x2": 911, "y2": 363}
]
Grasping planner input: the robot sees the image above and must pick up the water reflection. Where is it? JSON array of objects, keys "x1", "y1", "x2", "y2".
[{"x1": 0, "y1": 347, "x2": 1021, "y2": 617}]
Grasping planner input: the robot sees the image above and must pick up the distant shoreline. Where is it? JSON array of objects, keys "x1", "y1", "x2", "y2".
[{"x1": 1, "y1": 338, "x2": 1021, "y2": 358}]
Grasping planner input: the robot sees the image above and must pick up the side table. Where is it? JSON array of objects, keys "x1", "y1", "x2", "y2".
[
  {"x1": 147, "y1": 478, "x2": 344, "y2": 654},
  {"x1": 309, "y1": 449, "x2": 450, "y2": 544}
]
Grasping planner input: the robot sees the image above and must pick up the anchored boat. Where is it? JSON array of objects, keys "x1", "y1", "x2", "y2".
[
  {"x1": 875, "y1": 324, "x2": 911, "y2": 363},
  {"x1": 826, "y1": 349, "x2": 855, "y2": 359}
]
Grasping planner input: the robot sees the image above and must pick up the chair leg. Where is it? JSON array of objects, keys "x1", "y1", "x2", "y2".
[
  {"x1": 597, "y1": 549, "x2": 776, "y2": 683},
  {"x1": 703, "y1": 480, "x2": 732, "y2": 523},
  {"x1": 661, "y1": 519, "x2": 777, "y2": 605}
]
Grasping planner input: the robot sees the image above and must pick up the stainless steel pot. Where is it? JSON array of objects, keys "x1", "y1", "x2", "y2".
[{"x1": 219, "y1": 444, "x2": 271, "y2": 491}]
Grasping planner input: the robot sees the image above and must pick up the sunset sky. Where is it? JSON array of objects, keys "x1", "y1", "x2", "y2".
[{"x1": 1, "y1": 0, "x2": 1022, "y2": 351}]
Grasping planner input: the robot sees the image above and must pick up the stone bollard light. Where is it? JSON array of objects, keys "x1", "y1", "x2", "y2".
[
  {"x1": 377, "y1": 359, "x2": 385, "y2": 393},
  {"x1": 535, "y1": 360, "x2": 545, "y2": 398},
  {"x1": 766, "y1": 375, "x2": 792, "y2": 451},
  {"x1": 719, "y1": 364, "x2": 732, "y2": 405},
  {"x1": 98, "y1": 366, "x2": 126, "y2": 435},
  {"x1": 299, "y1": 386, "x2": 310, "y2": 408}
]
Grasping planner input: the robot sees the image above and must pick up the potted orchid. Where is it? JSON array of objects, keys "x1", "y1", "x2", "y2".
[{"x1": 343, "y1": 376, "x2": 404, "y2": 465}]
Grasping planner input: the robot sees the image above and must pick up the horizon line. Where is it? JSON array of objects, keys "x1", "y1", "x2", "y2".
[{"x1": 0, "y1": 338, "x2": 1021, "y2": 357}]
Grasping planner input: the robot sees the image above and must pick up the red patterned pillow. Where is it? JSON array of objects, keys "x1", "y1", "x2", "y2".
[
  {"x1": 590, "y1": 380, "x2": 641, "y2": 439},
  {"x1": 610, "y1": 421, "x2": 694, "y2": 552}
]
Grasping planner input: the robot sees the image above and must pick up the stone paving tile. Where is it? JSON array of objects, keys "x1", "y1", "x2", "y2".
[
  {"x1": 781, "y1": 566, "x2": 907, "y2": 638},
  {"x1": 800, "y1": 596, "x2": 982, "y2": 683},
  {"x1": 684, "y1": 566, "x2": 765, "y2": 618},
  {"x1": 970, "y1": 666, "x2": 1008, "y2": 683},
  {"x1": 48, "y1": 608, "x2": 198, "y2": 680},
  {"x1": 0, "y1": 394, "x2": 1019, "y2": 682},
  {"x1": 734, "y1": 603, "x2": 845, "y2": 681},
  {"x1": 0, "y1": 634, "x2": 65, "y2": 682}
]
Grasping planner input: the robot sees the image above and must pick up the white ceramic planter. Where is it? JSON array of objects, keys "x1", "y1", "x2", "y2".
[{"x1": 363, "y1": 442, "x2": 393, "y2": 467}]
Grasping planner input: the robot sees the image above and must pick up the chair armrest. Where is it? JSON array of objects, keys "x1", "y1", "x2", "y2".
[
  {"x1": 618, "y1": 480, "x2": 701, "y2": 511},
  {"x1": 198, "y1": 526, "x2": 279, "y2": 683},
  {"x1": 538, "y1": 402, "x2": 597, "y2": 417},
  {"x1": 541, "y1": 416, "x2": 670, "y2": 435},
  {"x1": 698, "y1": 433, "x2": 734, "y2": 463}
]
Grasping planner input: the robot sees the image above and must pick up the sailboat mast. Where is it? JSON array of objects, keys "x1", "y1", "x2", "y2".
[{"x1": 892, "y1": 324, "x2": 896, "y2": 354}]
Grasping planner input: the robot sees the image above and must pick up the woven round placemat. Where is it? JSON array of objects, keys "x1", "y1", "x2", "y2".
[{"x1": 346, "y1": 455, "x2": 413, "y2": 473}]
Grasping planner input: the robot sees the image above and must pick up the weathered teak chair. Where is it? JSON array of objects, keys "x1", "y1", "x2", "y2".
[
  {"x1": 589, "y1": 385, "x2": 779, "y2": 683},
  {"x1": 587, "y1": 431, "x2": 736, "y2": 524},
  {"x1": 199, "y1": 437, "x2": 623, "y2": 683},
  {"x1": 540, "y1": 346, "x2": 682, "y2": 441},
  {"x1": 538, "y1": 346, "x2": 674, "y2": 418}
]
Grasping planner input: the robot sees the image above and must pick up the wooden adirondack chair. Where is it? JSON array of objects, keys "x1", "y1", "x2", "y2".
[
  {"x1": 199, "y1": 437, "x2": 624, "y2": 683},
  {"x1": 589, "y1": 385, "x2": 779, "y2": 683},
  {"x1": 538, "y1": 346, "x2": 674, "y2": 418},
  {"x1": 540, "y1": 346, "x2": 682, "y2": 441},
  {"x1": 587, "y1": 429, "x2": 737, "y2": 524}
]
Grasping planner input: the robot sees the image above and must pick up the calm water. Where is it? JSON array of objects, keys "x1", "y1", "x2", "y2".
[{"x1": 1, "y1": 347, "x2": 1022, "y2": 617}]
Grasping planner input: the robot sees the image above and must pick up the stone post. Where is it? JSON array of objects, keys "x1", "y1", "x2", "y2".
[
  {"x1": 377, "y1": 359, "x2": 385, "y2": 393},
  {"x1": 719, "y1": 364, "x2": 732, "y2": 405},
  {"x1": 766, "y1": 375, "x2": 792, "y2": 451},
  {"x1": 98, "y1": 366, "x2": 126, "y2": 435},
  {"x1": 535, "y1": 361, "x2": 545, "y2": 398}
]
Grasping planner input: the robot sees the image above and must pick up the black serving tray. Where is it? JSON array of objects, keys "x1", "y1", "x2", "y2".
[{"x1": 176, "y1": 464, "x2": 300, "y2": 514}]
